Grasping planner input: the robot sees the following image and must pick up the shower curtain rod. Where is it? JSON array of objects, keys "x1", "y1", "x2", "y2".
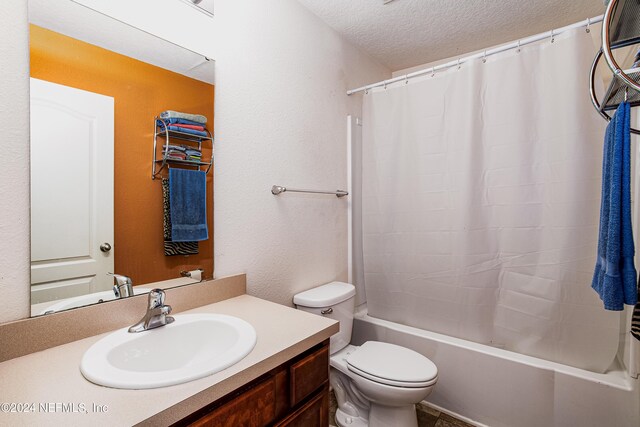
[{"x1": 347, "y1": 15, "x2": 604, "y2": 95}]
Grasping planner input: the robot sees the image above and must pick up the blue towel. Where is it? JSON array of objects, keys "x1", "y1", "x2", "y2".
[
  {"x1": 592, "y1": 102, "x2": 638, "y2": 310},
  {"x1": 157, "y1": 118, "x2": 205, "y2": 127},
  {"x1": 169, "y1": 169, "x2": 208, "y2": 242},
  {"x1": 156, "y1": 120, "x2": 208, "y2": 137},
  {"x1": 166, "y1": 125, "x2": 208, "y2": 137}
]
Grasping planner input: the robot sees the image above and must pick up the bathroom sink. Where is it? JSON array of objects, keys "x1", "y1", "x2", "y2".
[
  {"x1": 39, "y1": 287, "x2": 152, "y2": 314},
  {"x1": 80, "y1": 313, "x2": 257, "y2": 389}
]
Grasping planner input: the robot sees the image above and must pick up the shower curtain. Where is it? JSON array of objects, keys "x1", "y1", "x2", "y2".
[{"x1": 361, "y1": 29, "x2": 626, "y2": 373}]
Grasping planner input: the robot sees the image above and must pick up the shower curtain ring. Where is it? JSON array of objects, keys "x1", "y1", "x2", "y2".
[
  {"x1": 365, "y1": 88, "x2": 369, "y2": 95},
  {"x1": 551, "y1": 29, "x2": 555, "y2": 43},
  {"x1": 405, "y1": 75, "x2": 409, "y2": 84},
  {"x1": 483, "y1": 50, "x2": 487, "y2": 63},
  {"x1": 517, "y1": 40, "x2": 521, "y2": 53},
  {"x1": 457, "y1": 58, "x2": 461, "y2": 70},
  {"x1": 384, "y1": 80, "x2": 388, "y2": 89},
  {"x1": 431, "y1": 67, "x2": 435, "y2": 77},
  {"x1": 586, "y1": 17, "x2": 591, "y2": 33}
]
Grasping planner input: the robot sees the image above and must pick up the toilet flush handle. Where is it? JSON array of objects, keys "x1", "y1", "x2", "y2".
[{"x1": 321, "y1": 307, "x2": 333, "y2": 315}]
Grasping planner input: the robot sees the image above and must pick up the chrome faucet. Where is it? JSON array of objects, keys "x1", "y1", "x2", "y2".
[
  {"x1": 128, "y1": 288, "x2": 175, "y2": 333},
  {"x1": 108, "y1": 273, "x2": 134, "y2": 299}
]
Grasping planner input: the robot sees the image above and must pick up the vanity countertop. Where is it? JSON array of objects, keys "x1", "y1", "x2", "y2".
[{"x1": 0, "y1": 294, "x2": 338, "y2": 426}]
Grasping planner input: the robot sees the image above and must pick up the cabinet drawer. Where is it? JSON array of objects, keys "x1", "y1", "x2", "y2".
[
  {"x1": 189, "y1": 377, "x2": 276, "y2": 427},
  {"x1": 276, "y1": 386, "x2": 328, "y2": 427},
  {"x1": 289, "y1": 345, "x2": 329, "y2": 407}
]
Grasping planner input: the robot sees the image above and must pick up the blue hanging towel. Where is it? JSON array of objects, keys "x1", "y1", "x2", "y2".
[
  {"x1": 592, "y1": 102, "x2": 638, "y2": 310},
  {"x1": 169, "y1": 168, "x2": 208, "y2": 242}
]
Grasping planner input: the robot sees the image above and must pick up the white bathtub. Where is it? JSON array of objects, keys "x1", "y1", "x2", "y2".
[{"x1": 352, "y1": 310, "x2": 640, "y2": 427}]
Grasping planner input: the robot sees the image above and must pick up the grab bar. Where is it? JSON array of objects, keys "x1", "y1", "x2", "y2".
[{"x1": 271, "y1": 185, "x2": 348, "y2": 198}]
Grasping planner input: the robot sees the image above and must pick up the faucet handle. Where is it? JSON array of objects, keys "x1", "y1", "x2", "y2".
[
  {"x1": 108, "y1": 272, "x2": 132, "y2": 285},
  {"x1": 108, "y1": 273, "x2": 134, "y2": 298},
  {"x1": 128, "y1": 288, "x2": 174, "y2": 333},
  {"x1": 148, "y1": 288, "x2": 166, "y2": 309}
]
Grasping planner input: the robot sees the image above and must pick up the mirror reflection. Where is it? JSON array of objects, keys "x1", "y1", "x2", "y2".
[{"x1": 29, "y1": 0, "x2": 215, "y2": 316}]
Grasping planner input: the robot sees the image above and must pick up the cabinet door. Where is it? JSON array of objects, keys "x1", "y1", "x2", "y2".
[
  {"x1": 275, "y1": 388, "x2": 328, "y2": 427},
  {"x1": 289, "y1": 345, "x2": 329, "y2": 406},
  {"x1": 189, "y1": 378, "x2": 276, "y2": 427}
]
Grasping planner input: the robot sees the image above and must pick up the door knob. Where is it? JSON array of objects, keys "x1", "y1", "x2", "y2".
[{"x1": 100, "y1": 243, "x2": 112, "y2": 253}]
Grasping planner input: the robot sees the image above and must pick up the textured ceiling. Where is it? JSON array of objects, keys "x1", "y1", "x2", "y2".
[{"x1": 297, "y1": 0, "x2": 605, "y2": 71}]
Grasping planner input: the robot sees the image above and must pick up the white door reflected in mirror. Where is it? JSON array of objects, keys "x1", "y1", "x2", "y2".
[{"x1": 30, "y1": 78, "x2": 114, "y2": 304}]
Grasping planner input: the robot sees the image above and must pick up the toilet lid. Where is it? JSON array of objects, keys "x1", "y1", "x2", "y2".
[{"x1": 346, "y1": 341, "x2": 438, "y2": 387}]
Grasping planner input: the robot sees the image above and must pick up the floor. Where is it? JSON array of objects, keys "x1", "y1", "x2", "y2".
[{"x1": 329, "y1": 391, "x2": 475, "y2": 427}]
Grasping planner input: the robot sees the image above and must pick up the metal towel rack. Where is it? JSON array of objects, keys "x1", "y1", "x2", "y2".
[
  {"x1": 271, "y1": 185, "x2": 348, "y2": 198},
  {"x1": 589, "y1": 0, "x2": 640, "y2": 134}
]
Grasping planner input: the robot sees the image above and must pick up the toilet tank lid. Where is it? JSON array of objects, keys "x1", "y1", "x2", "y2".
[{"x1": 293, "y1": 282, "x2": 356, "y2": 307}]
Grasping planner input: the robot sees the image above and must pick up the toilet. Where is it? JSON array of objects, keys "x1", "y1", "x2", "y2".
[{"x1": 294, "y1": 282, "x2": 438, "y2": 427}]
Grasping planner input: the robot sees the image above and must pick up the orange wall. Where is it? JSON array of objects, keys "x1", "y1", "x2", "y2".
[{"x1": 30, "y1": 25, "x2": 214, "y2": 285}]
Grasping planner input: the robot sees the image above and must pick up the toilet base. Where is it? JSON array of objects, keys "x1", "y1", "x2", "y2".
[
  {"x1": 335, "y1": 408, "x2": 368, "y2": 427},
  {"x1": 369, "y1": 403, "x2": 418, "y2": 427},
  {"x1": 336, "y1": 404, "x2": 419, "y2": 427}
]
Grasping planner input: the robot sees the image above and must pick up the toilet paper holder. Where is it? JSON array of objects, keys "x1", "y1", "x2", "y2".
[{"x1": 180, "y1": 268, "x2": 204, "y2": 281}]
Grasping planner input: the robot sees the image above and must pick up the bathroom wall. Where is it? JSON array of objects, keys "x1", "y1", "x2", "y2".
[
  {"x1": 0, "y1": 0, "x2": 30, "y2": 323},
  {"x1": 30, "y1": 25, "x2": 215, "y2": 285},
  {"x1": 211, "y1": 0, "x2": 390, "y2": 305}
]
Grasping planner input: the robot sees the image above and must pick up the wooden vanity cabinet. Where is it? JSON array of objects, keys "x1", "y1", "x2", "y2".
[{"x1": 178, "y1": 340, "x2": 330, "y2": 427}]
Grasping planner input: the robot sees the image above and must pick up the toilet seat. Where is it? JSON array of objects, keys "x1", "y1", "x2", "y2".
[{"x1": 346, "y1": 341, "x2": 438, "y2": 388}]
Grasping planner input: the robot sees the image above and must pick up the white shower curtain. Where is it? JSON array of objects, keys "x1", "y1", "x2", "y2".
[{"x1": 361, "y1": 29, "x2": 625, "y2": 372}]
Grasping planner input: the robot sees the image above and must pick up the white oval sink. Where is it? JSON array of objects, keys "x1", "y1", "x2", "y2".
[
  {"x1": 39, "y1": 287, "x2": 152, "y2": 315},
  {"x1": 80, "y1": 313, "x2": 257, "y2": 389}
]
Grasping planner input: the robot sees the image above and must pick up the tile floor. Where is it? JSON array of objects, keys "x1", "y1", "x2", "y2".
[{"x1": 329, "y1": 391, "x2": 475, "y2": 427}]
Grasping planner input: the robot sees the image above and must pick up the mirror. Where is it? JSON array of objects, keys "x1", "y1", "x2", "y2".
[{"x1": 28, "y1": 0, "x2": 215, "y2": 316}]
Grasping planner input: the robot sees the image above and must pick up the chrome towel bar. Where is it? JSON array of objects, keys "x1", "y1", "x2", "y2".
[{"x1": 271, "y1": 185, "x2": 348, "y2": 198}]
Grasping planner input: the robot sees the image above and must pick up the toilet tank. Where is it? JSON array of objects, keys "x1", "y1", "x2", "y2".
[{"x1": 293, "y1": 282, "x2": 356, "y2": 355}]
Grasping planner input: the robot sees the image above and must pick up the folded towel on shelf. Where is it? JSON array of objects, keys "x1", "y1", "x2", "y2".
[
  {"x1": 163, "y1": 144, "x2": 186, "y2": 152},
  {"x1": 169, "y1": 168, "x2": 208, "y2": 242},
  {"x1": 166, "y1": 125, "x2": 208, "y2": 138},
  {"x1": 157, "y1": 117, "x2": 205, "y2": 127},
  {"x1": 161, "y1": 178, "x2": 199, "y2": 256},
  {"x1": 157, "y1": 120, "x2": 205, "y2": 132},
  {"x1": 160, "y1": 110, "x2": 207, "y2": 124},
  {"x1": 163, "y1": 145, "x2": 202, "y2": 163},
  {"x1": 592, "y1": 102, "x2": 638, "y2": 310},
  {"x1": 163, "y1": 151, "x2": 187, "y2": 161},
  {"x1": 167, "y1": 123, "x2": 205, "y2": 131},
  {"x1": 157, "y1": 120, "x2": 208, "y2": 138},
  {"x1": 156, "y1": 119, "x2": 208, "y2": 135}
]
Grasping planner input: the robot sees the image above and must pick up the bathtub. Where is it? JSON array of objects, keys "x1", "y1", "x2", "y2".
[{"x1": 351, "y1": 310, "x2": 640, "y2": 427}]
